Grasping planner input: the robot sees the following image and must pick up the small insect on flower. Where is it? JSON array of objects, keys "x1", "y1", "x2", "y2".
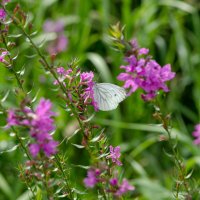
[{"x1": 93, "y1": 83, "x2": 126, "y2": 111}]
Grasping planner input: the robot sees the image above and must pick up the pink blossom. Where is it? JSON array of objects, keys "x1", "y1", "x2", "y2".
[
  {"x1": 30, "y1": 98, "x2": 56, "y2": 135},
  {"x1": 54, "y1": 67, "x2": 72, "y2": 85},
  {"x1": 83, "y1": 168, "x2": 101, "y2": 188},
  {"x1": 109, "y1": 178, "x2": 118, "y2": 186},
  {"x1": 56, "y1": 67, "x2": 66, "y2": 75},
  {"x1": 0, "y1": 8, "x2": 6, "y2": 21},
  {"x1": 7, "y1": 98, "x2": 58, "y2": 158},
  {"x1": 43, "y1": 20, "x2": 68, "y2": 55},
  {"x1": 130, "y1": 39, "x2": 139, "y2": 50},
  {"x1": 47, "y1": 34, "x2": 68, "y2": 55},
  {"x1": 56, "y1": 34, "x2": 68, "y2": 52},
  {"x1": 43, "y1": 19, "x2": 65, "y2": 33},
  {"x1": 29, "y1": 143, "x2": 40, "y2": 157},
  {"x1": 115, "y1": 179, "x2": 135, "y2": 196},
  {"x1": 41, "y1": 140, "x2": 58, "y2": 157},
  {"x1": 0, "y1": 51, "x2": 8, "y2": 63},
  {"x1": 80, "y1": 71, "x2": 98, "y2": 111},
  {"x1": 80, "y1": 71, "x2": 94, "y2": 83},
  {"x1": 108, "y1": 145, "x2": 122, "y2": 166},
  {"x1": 7, "y1": 109, "x2": 19, "y2": 126},
  {"x1": 117, "y1": 40, "x2": 175, "y2": 101},
  {"x1": 192, "y1": 124, "x2": 200, "y2": 145},
  {"x1": 138, "y1": 48, "x2": 149, "y2": 55}
]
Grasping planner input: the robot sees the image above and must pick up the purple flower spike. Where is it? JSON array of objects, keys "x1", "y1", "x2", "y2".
[
  {"x1": 0, "y1": 51, "x2": 8, "y2": 63},
  {"x1": 110, "y1": 178, "x2": 118, "y2": 186},
  {"x1": 83, "y1": 168, "x2": 100, "y2": 188},
  {"x1": 7, "y1": 98, "x2": 58, "y2": 158},
  {"x1": 115, "y1": 179, "x2": 135, "y2": 196},
  {"x1": 108, "y1": 145, "x2": 122, "y2": 166},
  {"x1": 117, "y1": 39, "x2": 175, "y2": 101},
  {"x1": 43, "y1": 19, "x2": 68, "y2": 55},
  {"x1": 43, "y1": 19, "x2": 65, "y2": 33},
  {"x1": 0, "y1": 9, "x2": 6, "y2": 21},
  {"x1": 192, "y1": 124, "x2": 200, "y2": 145},
  {"x1": 7, "y1": 109, "x2": 19, "y2": 127},
  {"x1": 80, "y1": 71, "x2": 98, "y2": 111},
  {"x1": 29, "y1": 143, "x2": 40, "y2": 158}
]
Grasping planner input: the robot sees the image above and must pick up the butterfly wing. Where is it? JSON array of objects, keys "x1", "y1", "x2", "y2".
[{"x1": 93, "y1": 83, "x2": 126, "y2": 111}]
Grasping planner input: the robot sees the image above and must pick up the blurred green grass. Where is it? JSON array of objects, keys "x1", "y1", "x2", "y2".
[{"x1": 0, "y1": 0, "x2": 200, "y2": 199}]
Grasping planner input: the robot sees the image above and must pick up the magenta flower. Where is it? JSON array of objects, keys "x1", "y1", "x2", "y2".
[
  {"x1": 43, "y1": 19, "x2": 65, "y2": 33},
  {"x1": 0, "y1": 51, "x2": 8, "y2": 63},
  {"x1": 83, "y1": 168, "x2": 101, "y2": 188},
  {"x1": 41, "y1": 140, "x2": 58, "y2": 157},
  {"x1": 192, "y1": 124, "x2": 200, "y2": 145},
  {"x1": 56, "y1": 34, "x2": 68, "y2": 52},
  {"x1": 29, "y1": 143, "x2": 40, "y2": 157},
  {"x1": 0, "y1": 8, "x2": 6, "y2": 21},
  {"x1": 117, "y1": 39, "x2": 175, "y2": 101},
  {"x1": 108, "y1": 145, "x2": 122, "y2": 166},
  {"x1": 7, "y1": 98, "x2": 58, "y2": 158},
  {"x1": 138, "y1": 48, "x2": 149, "y2": 55},
  {"x1": 43, "y1": 20, "x2": 68, "y2": 55},
  {"x1": 47, "y1": 34, "x2": 68, "y2": 55},
  {"x1": 54, "y1": 67, "x2": 72, "y2": 85},
  {"x1": 7, "y1": 109, "x2": 19, "y2": 126},
  {"x1": 30, "y1": 99, "x2": 55, "y2": 134},
  {"x1": 80, "y1": 71, "x2": 98, "y2": 111},
  {"x1": 80, "y1": 72, "x2": 94, "y2": 83},
  {"x1": 115, "y1": 179, "x2": 135, "y2": 196},
  {"x1": 28, "y1": 99, "x2": 58, "y2": 157},
  {"x1": 56, "y1": 67, "x2": 66, "y2": 75},
  {"x1": 109, "y1": 178, "x2": 118, "y2": 186}
]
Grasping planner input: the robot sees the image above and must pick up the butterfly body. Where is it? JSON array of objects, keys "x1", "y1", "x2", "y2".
[{"x1": 93, "y1": 83, "x2": 126, "y2": 111}]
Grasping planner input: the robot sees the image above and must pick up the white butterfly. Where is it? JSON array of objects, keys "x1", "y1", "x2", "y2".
[{"x1": 93, "y1": 83, "x2": 126, "y2": 111}]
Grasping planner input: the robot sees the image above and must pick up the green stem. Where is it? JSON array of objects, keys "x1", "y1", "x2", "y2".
[
  {"x1": 1, "y1": 33, "x2": 25, "y2": 92},
  {"x1": 55, "y1": 155, "x2": 74, "y2": 199},
  {"x1": 154, "y1": 98, "x2": 190, "y2": 195},
  {"x1": 164, "y1": 127, "x2": 189, "y2": 194},
  {"x1": 10, "y1": 15, "x2": 85, "y2": 133},
  {"x1": 0, "y1": 102, "x2": 32, "y2": 160},
  {"x1": 42, "y1": 160, "x2": 52, "y2": 199},
  {"x1": 13, "y1": 127, "x2": 32, "y2": 160}
]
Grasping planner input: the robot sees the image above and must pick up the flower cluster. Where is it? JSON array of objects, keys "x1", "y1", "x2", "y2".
[
  {"x1": 83, "y1": 145, "x2": 134, "y2": 197},
  {"x1": 83, "y1": 168, "x2": 101, "y2": 188},
  {"x1": 53, "y1": 67, "x2": 72, "y2": 86},
  {"x1": 192, "y1": 124, "x2": 200, "y2": 145},
  {"x1": 107, "y1": 145, "x2": 122, "y2": 166},
  {"x1": 0, "y1": 51, "x2": 8, "y2": 64},
  {"x1": 7, "y1": 98, "x2": 58, "y2": 157},
  {"x1": 117, "y1": 39, "x2": 176, "y2": 101},
  {"x1": 0, "y1": 8, "x2": 6, "y2": 21},
  {"x1": 110, "y1": 178, "x2": 135, "y2": 196},
  {"x1": 80, "y1": 71, "x2": 98, "y2": 111},
  {"x1": 54, "y1": 66, "x2": 98, "y2": 111},
  {"x1": 43, "y1": 19, "x2": 68, "y2": 55}
]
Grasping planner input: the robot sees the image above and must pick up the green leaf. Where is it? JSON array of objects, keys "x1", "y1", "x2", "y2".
[
  {"x1": 71, "y1": 143, "x2": 85, "y2": 149},
  {"x1": 71, "y1": 164, "x2": 90, "y2": 170},
  {"x1": 134, "y1": 178, "x2": 173, "y2": 200},
  {"x1": 16, "y1": 189, "x2": 34, "y2": 200},
  {"x1": 36, "y1": 187, "x2": 42, "y2": 200},
  {"x1": 87, "y1": 53, "x2": 112, "y2": 82},
  {"x1": 0, "y1": 173, "x2": 13, "y2": 199},
  {"x1": 1, "y1": 91, "x2": 10, "y2": 103},
  {"x1": 0, "y1": 144, "x2": 19, "y2": 155},
  {"x1": 159, "y1": 0, "x2": 196, "y2": 13}
]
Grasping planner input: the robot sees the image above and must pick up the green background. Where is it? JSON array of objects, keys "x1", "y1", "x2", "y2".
[{"x1": 0, "y1": 0, "x2": 200, "y2": 199}]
